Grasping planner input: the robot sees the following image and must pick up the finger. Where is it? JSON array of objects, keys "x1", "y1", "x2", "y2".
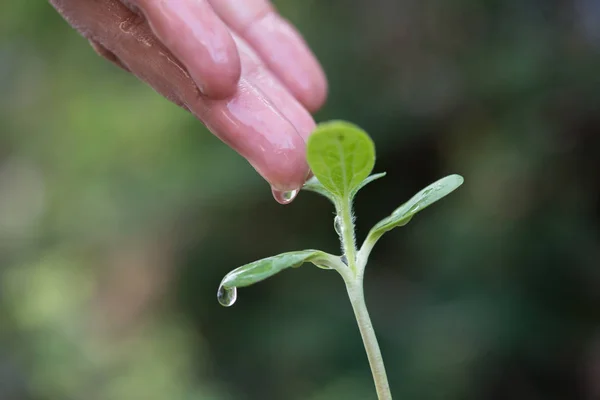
[
  {"x1": 89, "y1": 39, "x2": 130, "y2": 72},
  {"x1": 130, "y1": 0, "x2": 241, "y2": 99},
  {"x1": 198, "y1": 78, "x2": 309, "y2": 191},
  {"x1": 209, "y1": 0, "x2": 328, "y2": 112},
  {"x1": 49, "y1": 0, "x2": 309, "y2": 191},
  {"x1": 231, "y1": 32, "x2": 315, "y2": 141}
]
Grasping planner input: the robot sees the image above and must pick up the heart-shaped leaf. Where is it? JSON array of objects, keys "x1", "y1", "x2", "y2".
[
  {"x1": 306, "y1": 121, "x2": 375, "y2": 200},
  {"x1": 218, "y1": 250, "x2": 335, "y2": 307},
  {"x1": 367, "y1": 174, "x2": 464, "y2": 242}
]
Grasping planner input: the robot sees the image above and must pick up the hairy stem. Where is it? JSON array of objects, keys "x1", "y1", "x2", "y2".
[
  {"x1": 336, "y1": 199, "x2": 392, "y2": 399},
  {"x1": 338, "y1": 198, "x2": 357, "y2": 272},
  {"x1": 347, "y1": 280, "x2": 392, "y2": 400}
]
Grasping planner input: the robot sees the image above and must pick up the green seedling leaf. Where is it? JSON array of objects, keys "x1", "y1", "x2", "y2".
[
  {"x1": 307, "y1": 121, "x2": 375, "y2": 200},
  {"x1": 367, "y1": 174, "x2": 464, "y2": 242},
  {"x1": 302, "y1": 176, "x2": 336, "y2": 202},
  {"x1": 218, "y1": 250, "x2": 335, "y2": 307},
  {"x1": 351, "y1": 172, "x2": 386, "y2": 198},
  {"x1": 303, "y1": 172, "x2": 386, "y2": 203}
]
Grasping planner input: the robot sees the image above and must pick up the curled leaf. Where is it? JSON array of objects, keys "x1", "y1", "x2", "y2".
[
  {"x1": 367, "y1": 174, "x2": 464, "y2": 242},
  {"x1": 218, "y1": 250, "x2": 339, "y2": 306}
]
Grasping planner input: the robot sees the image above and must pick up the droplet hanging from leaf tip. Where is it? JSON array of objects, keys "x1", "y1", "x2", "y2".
[
  {"x1": 271, "y1": 188, "x2": 299, "y2": 205},
  {"x1": 217, "y1": 285, "x2": 237, "y2": 307}
]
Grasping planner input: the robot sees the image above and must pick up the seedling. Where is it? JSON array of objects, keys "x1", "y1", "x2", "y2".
[{"x1": 217, "y1": 121, "x2": 464, "y2": 399}]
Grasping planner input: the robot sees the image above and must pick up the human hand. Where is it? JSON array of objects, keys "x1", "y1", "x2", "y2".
[{"x1": 49, "y1": 0, "x2": 327, "y2": 199}]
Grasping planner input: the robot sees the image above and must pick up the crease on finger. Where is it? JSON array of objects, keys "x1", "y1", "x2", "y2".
[{"x1": 238, "y1": 5, "x2": 273, "y2": 35}]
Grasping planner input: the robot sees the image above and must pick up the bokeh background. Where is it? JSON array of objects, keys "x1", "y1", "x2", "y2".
[{"x1": 1, "y1": 1, "x2": 600, "y2": 399}]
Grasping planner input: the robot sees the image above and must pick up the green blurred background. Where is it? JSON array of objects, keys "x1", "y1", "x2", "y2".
[{"x1": 1, "y1": 1, "x2": 600, "y2": 399}]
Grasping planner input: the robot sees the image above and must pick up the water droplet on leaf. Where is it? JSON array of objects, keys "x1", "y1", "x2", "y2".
[
  {"x1": 409, "y1": 204, "x2": 420, "y2": 213},
  {"x1": 217, "y1": 284, "x2": 237, "y2": 307},
  {"x1": 334, "y1": 216, "x2": 342, "y2": 236},
  {"x1": 271, "y1": 188, "x2": 299, "y2": 205}
]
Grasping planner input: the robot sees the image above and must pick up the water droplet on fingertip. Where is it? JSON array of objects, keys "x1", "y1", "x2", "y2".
[
  {"x1": 217, "y1": 285, "x2": 237, "y2": 307},
  {"x1": 271, "y1": 188, "x2": 299, "y2": 205}
]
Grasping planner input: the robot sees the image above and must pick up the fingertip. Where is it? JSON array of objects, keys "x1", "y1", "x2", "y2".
[
  {"x1": 301, "y1": 67, "x2": 328, "y2": 113},
  {"x1": 242, "y1": 116, "x2": 310, "y2": 192},
  {"x1": 243, "y1": 13, "x2": 329, "y2": 112},
  {"x1": 190, "y1": 78, "x2": 310, "y2": 191},
  {"x1": 257, "y1": 145, "x2": 309, "y2": 192}
]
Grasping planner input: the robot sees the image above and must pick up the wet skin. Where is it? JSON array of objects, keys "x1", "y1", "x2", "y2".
[{"x1": 49, "y1": 0, "x2": 328, "y2": 194}]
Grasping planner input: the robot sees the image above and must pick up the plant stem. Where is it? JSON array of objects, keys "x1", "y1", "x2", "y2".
[
  {"x1": 336, "y1": 198, "x2": 392, "y2": 399},
  {"x1": 346, "y1": 280, "x2": 393, "y2": 400},
  {"x1": 338, "y1": 198, "x2": 357, "y2": 270}
]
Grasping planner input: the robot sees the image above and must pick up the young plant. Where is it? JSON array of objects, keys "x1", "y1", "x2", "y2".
[{"x1": 217, "y1": 121, "x2": 464, "y2": 399}]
